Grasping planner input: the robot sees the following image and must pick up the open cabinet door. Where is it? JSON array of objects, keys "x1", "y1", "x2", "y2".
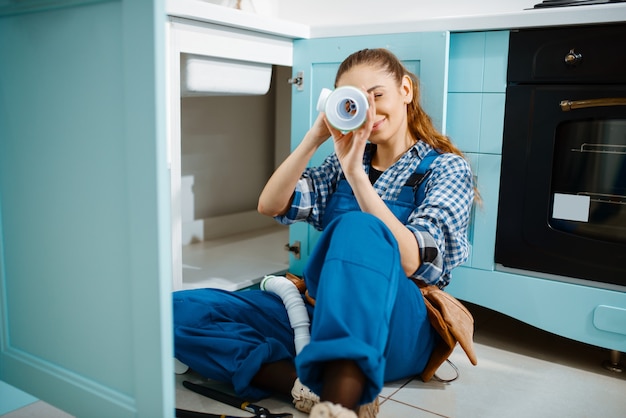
[{"x1": 0, "y1": 1, "x2": 174, "y2": 417}]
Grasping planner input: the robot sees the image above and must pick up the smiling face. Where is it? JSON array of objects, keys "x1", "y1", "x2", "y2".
[{"x1": 335, "y1": 63, "x2": 414, "y2": 149}]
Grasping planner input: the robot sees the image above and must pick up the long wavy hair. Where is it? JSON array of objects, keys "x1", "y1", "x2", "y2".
[{"x1": 335, "y1": 48, "x2": 480, "y2": 202}]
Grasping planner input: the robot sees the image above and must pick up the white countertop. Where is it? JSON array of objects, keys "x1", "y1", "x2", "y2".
[
  {"x1": 167, "y1": 0, "x2": 626, "y2": 39},
  {"x1": 311, "y1": 3, "x2": 626, "y2": 37},
  {"x1": 166, "y1": 0, "x2": 310, "y2": 38}
]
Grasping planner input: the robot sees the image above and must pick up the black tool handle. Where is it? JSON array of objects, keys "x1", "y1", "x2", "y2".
[
  {"x1": 182, "y1": 381, "x2": 293, "y2": 418},
  {"x1": 175, "y1": 407, "x2": 242, "y2": 418},
  {"x1": 182, "y1": 381, "x2": 252, "y2": 412}
]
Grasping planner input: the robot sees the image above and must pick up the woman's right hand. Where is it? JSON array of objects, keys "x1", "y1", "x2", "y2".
[
  {"x1": 258, "y1": 112, "x2": 331, "y2": 217},
  {"x1": 305, "y1": 112, "x2": 333, "y2": 148}
]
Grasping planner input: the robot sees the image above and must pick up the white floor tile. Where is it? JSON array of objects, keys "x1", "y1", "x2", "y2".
[
  {"x1": 181, "y1": 225, "x2": 289, "y2": 291},
  {"x1": 379, "y1": 376, "x2": 412, "y2": 399},
  {"x1": 378, "y1": 398, "x2": 442, "y2": 417},
  {"x1": 388, "y1": 303, "x2": 626, "y2": 418}
]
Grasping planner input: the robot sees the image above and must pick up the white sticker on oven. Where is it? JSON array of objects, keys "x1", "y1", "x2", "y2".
[{"x1": 552, "y1": 193, "x2": 590, "y2": 222}]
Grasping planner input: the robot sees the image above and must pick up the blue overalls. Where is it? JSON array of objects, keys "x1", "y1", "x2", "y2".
[{"x1": 173, "y1": 150, "x2": 440, "y2": 404}]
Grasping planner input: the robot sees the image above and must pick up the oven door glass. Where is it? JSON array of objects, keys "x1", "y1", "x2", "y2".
[
  {"x1": 496, "y1": 85, "x2": 626, "y2": 287},
  {"x1": 550, "y1": 119, "x2": 626, "y2": 244}
]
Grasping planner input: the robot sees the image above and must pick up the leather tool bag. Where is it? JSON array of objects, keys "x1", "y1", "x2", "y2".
[
  {"x1": 284, "y1": 273, "x2": 478, "y2": 382},
  {"x1": 418, "y1": 283, "x2": 478, "y2": 382}
]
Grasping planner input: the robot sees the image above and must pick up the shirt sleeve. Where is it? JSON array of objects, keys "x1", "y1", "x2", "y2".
[
  {"x1": 406, "y1": 153, "x2": 474, "y2": 287},
  {"x1": 274, "y1": 153, "x2": 341, "y2": 230}
]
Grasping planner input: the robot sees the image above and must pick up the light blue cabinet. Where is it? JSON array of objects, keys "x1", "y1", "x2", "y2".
[
  {"x1": 448, "y1": 31, "x2": 508, "y2": 94},
  {"x1": 288, "y1": 32, "x2": 450, "y2": 274},
  {"x1": 0, "y1": 1, "x2": 174, "y2": 416},
  {"x1": 447, "y1": 31, "x2": 507, "y2": 155},
  {"x1": 447, "y1": 93, "x2": 506, "y2": 154},
  {"x1": 446, "y1": 31, "x2": 508, "y2": 270},
  {"x1": 462, "y1": 153, "x2": 501, "y2": 271}
]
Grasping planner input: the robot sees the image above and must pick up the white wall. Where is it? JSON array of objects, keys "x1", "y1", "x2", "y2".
[
  {"x1": 181, "y1": 94, "x2": 274, "y2": 218},
  {"x1": 275, "y1": 0, "x2": 538, "y2": 26}
]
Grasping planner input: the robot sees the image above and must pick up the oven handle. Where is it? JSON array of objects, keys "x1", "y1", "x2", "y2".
[{"x1": 560, "y1": 98, "x2": 626, "y2": 111}]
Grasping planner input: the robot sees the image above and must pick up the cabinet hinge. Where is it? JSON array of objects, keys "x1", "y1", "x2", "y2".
[
  {"x1": 284, "y1": 241, "x2": 301, "y2": 259},
  {"x1": 287, "y1": 71, "x2": 304, "y2": 91}
]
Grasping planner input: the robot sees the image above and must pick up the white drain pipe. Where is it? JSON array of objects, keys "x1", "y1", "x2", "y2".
[{"x1": 261, "y1": 275, "x2": 311, "y2": 354}]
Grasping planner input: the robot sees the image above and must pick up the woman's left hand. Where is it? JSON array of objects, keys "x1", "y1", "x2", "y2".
[{"x1": 325, "y1": 89, "x2": 375, "y2": 179}]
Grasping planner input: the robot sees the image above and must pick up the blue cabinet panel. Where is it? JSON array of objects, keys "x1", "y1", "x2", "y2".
[
  {"x1": 447, "y1": 93, "x2": 505, "y2": 154},
  {"x1": 447, "y1": 267, "x2": 626, "y2": 352},
  {"x1": 0, "y1": 1, "x2": 173, "y2": 416},
  {"x1": 447, "y1": 93, "x2": 482, "y2": 153},
  {"x1": 447, "y1": 31, "x2": 508, "y2": 154},
  {"x1": 448, "y1": 31, "x2": 509, "y2": 93},
  {"x1": 479, "y1": 93, "x2": 506, "y2": 154},
  {"x1": 0, "y1": 0, "x2": 113, "y2": 16},
  {"x1": 483, "y1": 31, "x2": 509, "y2": 93},
  {"x1": 0, "y1": 381, "x2": 37, "y2": 415},
  {"x1": 467, "y1": 153, "x2": 501, "y2": 271},
  {"x1": 461, "y1": 154, "x2": 479, "y2": 268},
  {"x1": 448, "y1": 32, "x2": 486, "y2": 93}
]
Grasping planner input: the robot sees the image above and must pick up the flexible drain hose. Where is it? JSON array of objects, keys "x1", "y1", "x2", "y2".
[{"x1": 261, "y1": 275, "x2": 311, "y2": 354}]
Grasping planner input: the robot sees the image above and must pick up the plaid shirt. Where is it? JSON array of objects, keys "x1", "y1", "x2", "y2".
[{"x1": 275, "y1": 141, "x2": 474, "y2": 288}]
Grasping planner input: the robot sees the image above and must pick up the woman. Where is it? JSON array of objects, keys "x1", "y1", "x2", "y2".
[{"x1": 174, "y1": 48, "x2": 475, "y2": 418}]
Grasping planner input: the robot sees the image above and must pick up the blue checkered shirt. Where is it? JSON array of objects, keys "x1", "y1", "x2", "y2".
[{"x1": 275, "y1": 141, "x2": 474, "y2": 288}]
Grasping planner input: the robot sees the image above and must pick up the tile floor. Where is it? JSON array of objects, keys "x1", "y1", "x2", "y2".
[
  {"x1": 4, "y1": 302, "x2": 626, "y2": 417},
  {"x1": 180, "y1": 225, "x2": 289, "y2": 292}
]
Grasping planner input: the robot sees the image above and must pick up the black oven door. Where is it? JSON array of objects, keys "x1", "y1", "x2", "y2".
[{"x1": 495, "y1": 84, "x2": 626, "y2": 287}]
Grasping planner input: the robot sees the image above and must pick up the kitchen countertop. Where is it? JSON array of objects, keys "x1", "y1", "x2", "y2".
[
  {"x1": 166, "y1": 0, "x2": 310, "y2": 38},
  {"x1": 309, "y1": 3, "x2": 626, "y2": 37},
  {"x1": 167, "y1": 0, "x2": 626, "y2": 39}
]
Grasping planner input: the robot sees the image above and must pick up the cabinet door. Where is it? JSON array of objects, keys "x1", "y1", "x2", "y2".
[
  {"x1": 462, "y1": 153, "x2": 502, "y2": 270},
  {"x1": 447, "y1": 31, "x2": 508, "y2": 155},
  {"x1": 289, "y1": 33, "x2": 449, "y2": 274},
  {"x1": 0, "y1": 1, "x2": 173, "y2": 417}
]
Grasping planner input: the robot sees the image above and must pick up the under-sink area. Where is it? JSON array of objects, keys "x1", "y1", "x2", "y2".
[{"x1": 168, "y1": 22, "x2": 295, "y2": 291}]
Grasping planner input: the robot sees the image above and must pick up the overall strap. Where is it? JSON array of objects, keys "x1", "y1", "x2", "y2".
[
  {"x1": 403, "y1": 149, "x2": 440, "y2": 206},
  {"x1": 337, "y1": 148, "x2": 440, "y2": 204}
]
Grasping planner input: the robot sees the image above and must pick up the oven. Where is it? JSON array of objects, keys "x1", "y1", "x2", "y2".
[{"x1": 495, "y1": 23, "x2": 626, "y2": 288}]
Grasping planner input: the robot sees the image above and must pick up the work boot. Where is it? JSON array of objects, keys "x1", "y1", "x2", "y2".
[
  {"x1": 292, "y1": 378, "x2": 379, "y2": 417},
  {"x1": 309, "y1": 401, "x2": 358, "y2": 418},
  {"x1": 357, "y1": 397, "x2": 379, "y2": 418},
  {"x1": 291, "y1": 378, "x2": 320, "y2": 413},
  {"x1": 307, "y1": 398, "x2": 379, "y2": 418}
]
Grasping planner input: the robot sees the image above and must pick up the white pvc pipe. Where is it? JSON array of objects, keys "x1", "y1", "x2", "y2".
[
  {"x1": 261, "y1": 275, "x2": 311, "y2": 354},
  {"x1": 316, "y1": 86, "x2": 369, "y2": 132}
]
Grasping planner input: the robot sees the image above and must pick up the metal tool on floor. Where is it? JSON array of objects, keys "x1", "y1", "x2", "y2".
[
  {"x1": 175, "y1": 408, "x2": 244, "y2": 418},
  {"x1": 177, "y1": 380, "x2": 293, "y2": 418}
]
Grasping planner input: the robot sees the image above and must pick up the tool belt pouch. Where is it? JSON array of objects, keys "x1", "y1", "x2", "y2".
[{"x1": 419, "y1": 284, "x2": 478, "y2": 382}]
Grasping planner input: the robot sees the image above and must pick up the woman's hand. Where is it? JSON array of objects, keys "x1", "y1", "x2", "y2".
[
  {"x1": 326, "y1": 90, "x2": 375, "y2": 180},
  {"x1": 258, "y1": 112, "x2": 332, "y2": 217},
  {"x1": 306, "y1": 112, "x2": 333, "y2": 148}
]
